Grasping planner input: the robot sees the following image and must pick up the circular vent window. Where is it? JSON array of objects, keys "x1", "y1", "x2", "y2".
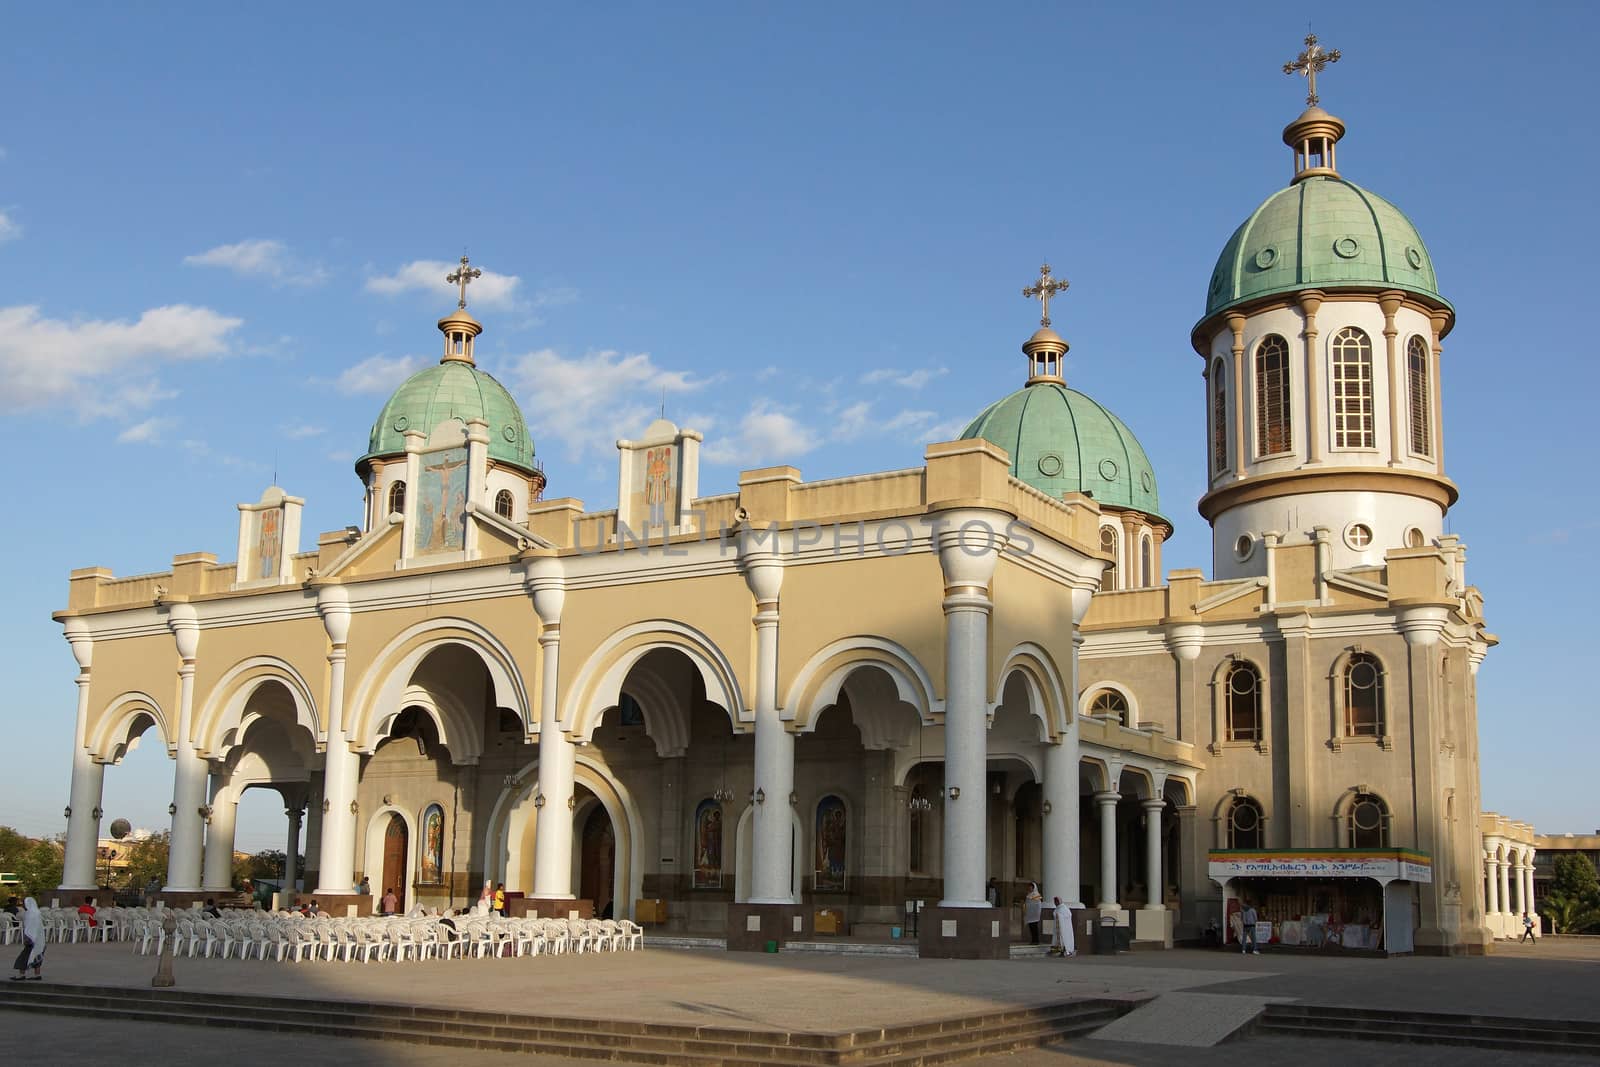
[
  {"x1": 1405, "y1": 246, "x2": 1424, "y2": 270},
  {"x1": 1333, "y1": 236, "x2": 1361, "y2": 259},
  {"x1": 1037, "y1": 453, "x2": 1064, "y2": 478},
  {"x1": 392, "y1": 414, "x2": 409, "y2": 432},
  {"x1": 1254, "y1": 246, "x2": 1278, "y2": 270},
  {"x1": 503, "y1": 425, "x2": 518, "y2": 443},
  {"x1": 1098, "y1": 458, "x2": 1118, "y2": 481}
]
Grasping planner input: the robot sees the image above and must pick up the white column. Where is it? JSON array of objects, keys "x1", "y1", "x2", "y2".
[
  {"x1": 1484, "y1": 854, "x2": 1500, "y2": 916},
  {"x1": 1041, "y1": 742, "x2": 1078, "y2": 909},
  {"x1": 1141, "y1": 798, "x2": 1165, "y2": 911},
  {"x1": 742, "y1": 534, "x2": 795, "y2": 904},
  {"x1": 165, "y1": 605, "x2": 207, "y2": 890},
  {"x1": 1095, "y1": 791, "x2": 1121, "y2": 909},
  {"x1": 201, "y1": 779, "x2": 237, "y2": 892},
  {"x1": 284, "y1": 806, "x2": 304, "y2": 891},
  {"x1": 1525, "y1": 853, "x2": 1537, "y2": 930},
  {"x1": 60, "y1": 619, "x2": 103, "y2": 890},
  {"x1": 529, "y1": 558, "x2": 575, "y2": 899},
  {"x1": 936, "y1": 513, "x2": 1004, "y2": 909},
  {"x1": 314, "y1": 588, "x2": 360, "y2": 895},
  {"x1": 1513, "y1": 852, "x2": 1527, "y2": 917},
  {"x1": 1498, "y1": 854, "x2": 1513, "y2": 921}
]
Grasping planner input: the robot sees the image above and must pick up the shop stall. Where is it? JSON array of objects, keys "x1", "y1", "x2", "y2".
[{"x1": 1208, "y1": 849, "x2": 1432, "y2": 955}]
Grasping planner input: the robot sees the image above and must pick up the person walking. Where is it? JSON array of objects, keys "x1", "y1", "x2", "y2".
[
  {"x1": 1023, "y1": 882, "x2": 1044, "y2": 944},
  {"x1": 1239, "y1": 901, "x2": 1260, "y2": 955},
  {"x1": 1050, "y1": 896, "x2": 1076, "y2": 957},
  {"x1": 1521, "y1": 912, "x2": 1537, "y2": 943},
  {"x1": 11, "y1": 898, "x2": 45, "y2": 981}
]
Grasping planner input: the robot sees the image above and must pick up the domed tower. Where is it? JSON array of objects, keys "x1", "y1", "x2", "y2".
[
  {"x1": 962, "y1": 265, "x2": 1171, "y2": 590},
  {"x1": 356, "y1": 256, "x2": 545, "y2": 536},
  {"x1": 1193, "y1": 37, "x2": 1457, "y2": 579}
]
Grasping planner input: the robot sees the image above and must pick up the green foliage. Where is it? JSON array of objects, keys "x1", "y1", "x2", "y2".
[
  {"x1": 122, "y1": 832, "x2": 170, "y2": 891},
  {"x1": 0, "y1": 826, "x2": 32, "y2": 874},
  {"x1": 13, "y1": 841, "x2": 63, "y2": 900},
  {"x1": 1538, "y1": 854, "x2": 1600, "y2": 934}
]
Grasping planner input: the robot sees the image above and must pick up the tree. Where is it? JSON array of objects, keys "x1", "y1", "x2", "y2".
[
  {"x1": 13, "y1": 841, "x2": 63, "y2": 901},
  {"x1": 1538, "y1": 854, "x2": 1600, "y2": 934},
  {"x1": 122, "y1": 832, "x2": 170, "y2": 891},
  {"x1": 0, "y1": 826, "x2": 31, "y2": 873}
]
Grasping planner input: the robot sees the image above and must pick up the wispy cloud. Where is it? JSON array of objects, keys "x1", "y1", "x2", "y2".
[
  {"x1": 281, "y1": 422, "x2": 325, "y2": 439},
  {"x1": 332, "y1": 354, "x2": 426, "y2": 395},
  {"x1": 0, "y1": 304, "x2": 243, "y2": 417},
  {"x1": 366, "y1": 259, "x2": 522, "y2": 311},
  {"x1": 184, "y1": 239, "x2": 326, "y2": 286},
  {"x1": 0, "y1": 210, "x2": 20, "y2": 243},
  {"x1": 703, "y1": 401, "x2": 820, "y2": 465},
  {"x1": 117, "y1": 416, "x2": 177, "y2": 444},
  {"x1": 503, "y1": 348, "x2": 704, "y2": 462},
  {"x1": 860, "y1": 366, "x2": 948, "y2": 389}
]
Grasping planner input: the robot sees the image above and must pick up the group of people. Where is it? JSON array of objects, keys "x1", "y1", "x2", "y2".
[{"x1": 990, "y1": 879, "x2": 1076, "y2": 957}]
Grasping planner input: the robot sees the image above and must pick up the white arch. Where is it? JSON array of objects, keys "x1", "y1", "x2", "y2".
[
  {"x1": 1078, "y1": 679, "x2": 1140, "y2": 727},
  {"x1": 367, "y1": 685, "x2": 479, "y2": 764},
  {"x1": 89, "y1": 691, "x2": 172, "y2": 763},
  {"x1": 562, "y1": 620, "x2": 743, "y2": 740},
  {"x1": 995, "y1": 642, "x2": 1068, "y2": 738},
  {"x1": 620, "y1": 661, "x2": 690, "y2": 758},
  {"x1": 196, "y1": 656, "x2": 322, "y2": 759},
  {"x1": 782, "y1": 637, "x2": 941, "y2": 727},
  {"x1": 361, "y1": 805, "x2": 417, "y2": 907}
]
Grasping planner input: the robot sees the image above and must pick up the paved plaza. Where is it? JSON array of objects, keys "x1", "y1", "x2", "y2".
[{"x1": 2, "y1": 939, "x2": 1598, "y2": 1064}]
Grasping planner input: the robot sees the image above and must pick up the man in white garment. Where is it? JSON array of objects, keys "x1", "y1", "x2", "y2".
[{"x1": 1050, "y1": 896, "x2": 1075, "y2": 957}]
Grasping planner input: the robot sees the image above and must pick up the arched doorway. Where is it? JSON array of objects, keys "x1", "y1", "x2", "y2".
[
  {"x1": 580, "y1": 805, "x2": 616, "y2": 918},
  {"x1": 382, "y1": 813, "x2": 407, "y2": 911}
]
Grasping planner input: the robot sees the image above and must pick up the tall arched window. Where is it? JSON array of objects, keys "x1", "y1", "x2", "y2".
[
  {"x1": 1349, "y1": 792, "x2": 1389, "y2": 848},
  {"x1": 1225, "y1": 661, "x2": 1262, "y2": 743},
  {"x1": 1330, "y1": 327, "x2": 1375, "y2": 449},
  {"x1": 387, "y1": 479, "x2": 407, "y2": 517},
  {"x1": 1089, "y1": 689, "x2": 1130, "y2": 727},
  {"x1": 1211, "y1": 359, "x2": 1229, "y2": 474},
  {"x1": 1140, "y1": 535, "x2": 1153, "y2": 589},
  {"x1": 1254, "y1": 334, "x2": 1292, "y2": 456},
  {"x1": 1227, "y1": 795, "x2": 1265, "y2": 849},
  {"x1": 908, "y1": 786, "x2": 928, "y2": 874},
  {"x1": 1343, "y1": 652, "x2": 1385, "y2": 737},
  {"x1": 1100, "y1": 526, "x2": 1119, "y2": 591},
  {"x1": 494, "y1": 488, "x2": 515, "y2": 520},
  {"x1": 1407, "y1": 335, "x2": 1432, "y2": 457}
]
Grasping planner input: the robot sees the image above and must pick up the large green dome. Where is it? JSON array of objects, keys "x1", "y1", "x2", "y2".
[
  {"x1": 1202, "y1": 174, "x2": 1449, "y2": 323},
  {"x1": 359, "y1": 360, "x2": 535, "y2": 473},
  {"x1": 960, "y1": 381, "x2": 1166, "y2": 525}
]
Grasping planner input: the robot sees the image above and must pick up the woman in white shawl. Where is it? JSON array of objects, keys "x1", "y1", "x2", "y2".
[
  {"x1": 11, "y1": 897, "x2": 45, "y2": 980},
  {"x1": 475, "y1": 880, "x2": 494, "y2": 915}
]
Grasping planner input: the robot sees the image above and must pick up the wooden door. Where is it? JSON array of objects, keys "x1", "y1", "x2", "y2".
[
  {"x1": 579, "y1": 806, "x2": 615, "y2": 918},
  {"x1": 382, "y1": 814, "x2": 407, "y2": 911}
]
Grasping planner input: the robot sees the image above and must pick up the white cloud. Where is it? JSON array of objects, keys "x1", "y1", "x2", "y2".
[
  {"x1": 117, "y1": 416, "x2": 177, "y2": 444},
  {"x1": 532, "y1": 286, "x2": 579, "y2": 310},
  {"x1": 503, "y1": 348, "x2": 704, "y2": 461},
  {"x1": 703, "y1": 401, "x2": 820, "y2": 465},
  {"x1": 366, "y1": 260, "x2": 522, "y2": 311},
  {"x1": 0, "y1": 304, "x2": 243, "y2": 416},
  {"x1": 281, "y1": 422, "x2": 325, "y2": 439},
  {"x1": 184, "y1": 239, "x2": 326, "y2": 286},
  {"x1": 860, "y1": 366, "x2": 948, "y2": 389},
  {"x1": 333, "y1": 354, "x2": 426, "y2": 395},
  {"x1": 836, "y1": 401, "x2": 873, "y2": 439},
  {"x1": 0, "y1": 211, "x2": 19, "y2": 243}
]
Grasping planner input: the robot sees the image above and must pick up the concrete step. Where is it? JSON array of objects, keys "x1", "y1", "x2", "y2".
[
  {"x1": 784, "y1": 940, "x2": 917, "y2": 957},
  {"x1": 1258, "y1": 1004, "x2": 1600, "y2": 1056}
]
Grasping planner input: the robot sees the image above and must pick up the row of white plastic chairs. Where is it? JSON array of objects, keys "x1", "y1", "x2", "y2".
[{"x1": 0, "y1": 907, "x2": 123, "y2": 946}]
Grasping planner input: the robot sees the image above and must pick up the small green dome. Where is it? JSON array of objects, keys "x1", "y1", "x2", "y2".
[
  {"x1": 1202, "y1": 175, "x2": 1450, "y2": 323},
  {"x1": 961, "y1": 382, "x2": 1166, "y2": 525},
  {"x1": 359, "y1": 360, "x2": 535, "y2": 473}
]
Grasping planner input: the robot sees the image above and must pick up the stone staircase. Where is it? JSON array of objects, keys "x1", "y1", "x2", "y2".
[
  {"x1": 1257, "y1": 1003, "x2": 1600, "y2": 1057},
  {"x1": 0, "y1": 982, "x2": 1134, "y2": 1066}
]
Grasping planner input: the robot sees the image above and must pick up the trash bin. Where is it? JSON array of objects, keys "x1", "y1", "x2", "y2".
[
  {"x1": 764, "y1": 939, "x2": 779, "y2": 953},
  {"x1": 1091, "y1": 914, "x2": 1120, "y2": 955},
  {"x1": 891, "y1": 926, "x2": 903, "y2": 939}
]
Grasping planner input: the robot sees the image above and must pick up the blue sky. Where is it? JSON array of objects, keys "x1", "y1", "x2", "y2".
[{"x1": 1, "y1": 3, "x2": 1593, "y2": 852}]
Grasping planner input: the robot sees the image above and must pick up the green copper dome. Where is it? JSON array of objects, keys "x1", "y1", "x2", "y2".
[
  {"x1": 961, "y1": 381, "x2": 1166, "y2": 525},
  {"x1": 1202, "y1": 175, "x2": 1450, "y2": 322},
  {"x1": 359, "y1": 360, "x2": 535, "y2": 473}
]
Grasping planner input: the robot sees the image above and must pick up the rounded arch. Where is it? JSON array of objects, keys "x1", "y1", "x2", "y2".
[
  {"x1": 89, "y1": 691, "x2": 172, "y2": 763},
  {"x1": 347, "y1": 617, "x2": 532, "y2": 754},
  {"x1": 1079, "y1": 680, "x2": 1139, "y2": 727},
  {"x1": 361, "y1": 805, "x2": 416, "y2": 904},
  {"x1": 563, "y1": 620, "x2": 743, "y2": 741},
  {"x1": 1331, "y1": 786, "x2": 1392, "y2": 848},
  {"x1": 783, "y1": 636, "x2": 940, "y2": 731},
  {"x1": 615, "y1": 652, "x2": 690, "y2": 758},
  {"x1": 1211, "y1": 655, "x2": 1266, "y2": 745},
  {"x1": 195, "y1": 656, "x2": 322, "y2": 759},
  {"x1": 995, "y1": 643, "x2": 1068, "y2": 739},
  {"x1": 1215, "y1": 790, "x2": 1267, "y2": 849},
  {"x1": 1099, "y1": 524, "x2": 1122, "y2": 590},
  {"x1": 1328, "y1": 647, "x2": 1388, "y2": 740},
  {"x1": 1078, "y1": 755, "x2": 1117, "y2": 794},
  {"x1": 369, "y1": 685, "x2": 476, "y2": 764}
]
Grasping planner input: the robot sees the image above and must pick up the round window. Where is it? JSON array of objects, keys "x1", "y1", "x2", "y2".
[
  {"x1": 1037, "y1": 453, "x2": 1063, "y2": 478},
  {"x1": 1231, "y1": 803, "x2": 1259, "y2": 833},
  {"x1": 1140, "y1": 470, "x2": 1153, "y2": 492},
  {"x1": 1405, "y1": 527, "x2": 1425, "y2": 549},
  {"x1": 1352, "y1": 799, "x2": 1384, "y2": 833},
  {"x1": 392, "y1": 414, "x2": 409, "y2": 432},
  {"x1": 1405, "y1": 246, "x2": 1424, "y2": 270},
  {"x1": 503, "y1": 425, "x2": 518, "y2": 443},
  {"x1": 1333, "y1": 236, "x2": 1361, "y2": 259},
  {"x1": 1234, "y1": 534, "x2": 1254, "y2": 562},
  {"x1": 1098, "y1": 458, "x2": 1118, "y2": 481},
  {"x1": 1253, "y1": 246, "x2": 1278, "y2": 270},
  {"x1": 1345, "y1": 523, "x2": 1374, "y2": 550}
]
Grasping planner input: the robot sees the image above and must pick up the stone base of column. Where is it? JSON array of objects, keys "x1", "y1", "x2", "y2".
[
  {"x1": 917, "y1": 905, "x2": 1008, "y2": 960},
  {"x1": 510, "y1": 897, "x2": 594, "y2": 920},
  {"x1": 291, "y1": 892, "x2": 368, "y2": 918},
  {"x1": 1133, "y1": 907, "x2": 1173, "y2": 947},
  {"x1": 154, "y1": 890, "x2": 217, "y2": 911},
  {"x1": 726, "y1": 903, "x2": 809, "y2": 952}
]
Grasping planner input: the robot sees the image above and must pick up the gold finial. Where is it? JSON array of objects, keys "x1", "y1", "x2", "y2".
[
  {"x1": 445, "y1": 254, "x2": 483, "y2": 310},
  {"x1": 1022, "y1": 264, "x2": 1069, "y2": 328},
  {"x1": 1283, "y1": 33, "x2": 1341, "y2": 108}
]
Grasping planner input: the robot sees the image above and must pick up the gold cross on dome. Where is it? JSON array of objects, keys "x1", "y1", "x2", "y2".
[
  {"x1": 1022, "y1": 264, "x2": 1069, "y2": 328},
  {"x1": 445, "y1": 254, "x2": 483, "y2": 310},
  {"x1": 1283, "y1": 33, "x2": 1341, "y2": 107}
]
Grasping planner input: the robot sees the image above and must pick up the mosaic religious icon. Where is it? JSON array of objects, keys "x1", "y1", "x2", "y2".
[
  {"x1": 420, "y1": 804, "x2": 444, "y2": 884},
  {"x1": 815, "y1": 795, "x2": 847, "y2": 891},
  {"x1": 693, "y1": 799, "x2": 722, "y2": 889},
  {"x1": 644, "y1": 444, "x2": 675, "y2": 527},
  {"x1": 415, "y1": 446, "x2": 468, "y2": 554},
  {"x1": 256, "y1": 507, "x2": 282, "y2": 580}
]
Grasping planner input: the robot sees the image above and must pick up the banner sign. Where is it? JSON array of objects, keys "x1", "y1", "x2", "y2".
[{"x1": 1208, "y1": 849, "x2": 1432, "y2": 884}]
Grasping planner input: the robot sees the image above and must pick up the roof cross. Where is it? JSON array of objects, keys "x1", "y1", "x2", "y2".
[
  {"x1": 1283, "y1": 33, "x2": 1341, "y2": 108},
  {"x1": 1022, "y1": 264, "x2": 1069, "y2": 328},
  {"x1": 445, "y1": 254, "x2": 483, "y2": 310}
]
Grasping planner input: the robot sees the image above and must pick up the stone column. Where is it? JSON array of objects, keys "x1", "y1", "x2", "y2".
[
  {"x1": 1174, "y1": 804, "x2": 1205, "y2": 929},
  {"x1": 529, "y1": 557, "x2": 576, "y2": 899},
  {"x1": 60, "y1": 619, "x2": 103, "y2": 890},
  {"x1": 284, "y1": 806, "x2": 304, "y2": 891},
  {"x1": 1484, "y1": 853, "x2": 1499, "y2": 917},
  {"x1": 1379, "y1": 291, "x2": 1406, "y2": 463},
  {"x1": 165, "y1": 605, "x2": 207, "y2": 890},
  {"x1": 1499, "y1": 856, "x2": 1514, "y2": 923},
  {"x1": 1513, "y1": 852, "x2": 1527, "y2": 918},
  {"x1": 201, "y1": 777, "x2": 237, "y2": 892},
  {"x1": 314, "y1": 587, "x2": 360, "y2": 894},
  {"x1": 1399, "y1": 606, "x2": 1450, "y2": 945},
  {"x1": 1166, "y1": 624, "x2": 1202, "y2": 744},
  {"x1": 1141, "y1": 799, "x2": 1165, "y2": 911},
  {"x1": 1299, "y1": 290, "x2": 1325, "y2": 464},
  {"x1": 1042, "y1": 597, "x2": 1090, "y2": 909},
  {"x1": 742, "y1": 533, "x2": 794, "y2": 904},
  {"x1": 1525, "y1": 852, "x2": 1537, "y2": 928},
  {"x1": 1095, "y1": 791, "x2": 1120, "y2": 909},
  {"x1": 936, "y1": 513, "x2": 1003, "y2": 909}
]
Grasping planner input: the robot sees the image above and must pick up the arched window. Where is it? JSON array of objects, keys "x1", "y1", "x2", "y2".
[
  {"x1": 1140, "y1": 536, "x2": 1153, "y2": 588},
  {"x1": 1227, "y1": 795, "x2": 1265, "y2": 849},
  {"x1": 1330, "y1": 327, "x2": 1375, "y2": 449},
  {"x1": 494, "y1": 488, "x2": 515, "y2": 520},
  {"x1": 1225, "y1": 661, "x2": 1262, "y2": 743},
  {"x1": 814, "y1": 795, "x2": 847, "y2": 891},
  {"x1": 1089, "y1": 689, "x2": 1129, "y2": 727},
  {"x1": 908, "y1": 786, "x2": 928, "y2": 874},
  {"x1": 1407, "y1": 335, "x2": 1432, "y2": 457},
  {"x1": 1100, "y1": 526, "x2": 1119, "y2": 591},
  {"x1": 387, "y1": 480, "x2": 407, "y2": 517},
  {"x1": 1254, "y1": 334, "x2": 1292, "y2": 456},
  {"x1": 1349, "y1": 792, "x2": 1389, "y2": 848},
  {"x1": 1211, "y1": 359, "x2": 1229, "y2": 474},
  {"x1": 1343, "y1": 652, "x2": 1384, "y2": 737}
]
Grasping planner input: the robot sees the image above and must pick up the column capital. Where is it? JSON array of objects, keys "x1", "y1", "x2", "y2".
[
  {"x1": 317, "y1": 585, "x2": 352, "y2": 644},
  {"x1": 63, "y1": 618, "x2": 94, "y2": 674},
  {"x1": 1140, "y1": 797, "x2": 1166, "y2": 813},
  {"x1": 525, "y1": 553, "x2": 567, "y2": 627},
  {"x1": 165, "y1": 603, "x2": 201, "y2": 660},
  {"x1": 1093, "y1": 790, "x2": 1122, "y2": 807}
]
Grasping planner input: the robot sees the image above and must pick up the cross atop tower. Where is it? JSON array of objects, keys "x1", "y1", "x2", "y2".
[
  {"x1": 1022, "y1": 264, "x2": 1069, "y2": 328},
  {"x1": 446, "y1": 254, "x2": 483, "y2": 310},
  {"x1": 1283, "y1": 33, "x2": 1341, "y2": 108}
]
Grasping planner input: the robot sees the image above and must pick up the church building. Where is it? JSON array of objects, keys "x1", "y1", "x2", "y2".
[{"x1": 52, "y1": 40, "x2": 1499, "y2": 955}]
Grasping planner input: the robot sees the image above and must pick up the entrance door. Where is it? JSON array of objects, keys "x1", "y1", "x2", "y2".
[
  {"x1": 579, "y1": 805, "x2": 615, "y2": 918},
  {"x1": 382, "y1": 813, "x2": 407, "y2": 911}
]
